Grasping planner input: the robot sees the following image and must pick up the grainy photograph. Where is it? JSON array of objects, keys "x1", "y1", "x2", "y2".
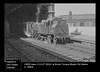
[{"x1": 4, "y1": 3, "x2": 95, "y2": 64}]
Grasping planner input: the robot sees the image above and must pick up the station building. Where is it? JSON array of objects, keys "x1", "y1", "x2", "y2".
[{"x1": 59, "y1": 11, "x2": 95, "y2": 27}]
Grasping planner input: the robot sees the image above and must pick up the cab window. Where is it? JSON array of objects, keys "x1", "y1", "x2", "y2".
[{"x1": 51, "y1": 21, "x2": 58, "y2": 27}]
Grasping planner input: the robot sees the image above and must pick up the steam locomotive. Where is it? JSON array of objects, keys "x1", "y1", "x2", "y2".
[{"x1": 25, "y1": 17, "x2": 71, "y2": 44}]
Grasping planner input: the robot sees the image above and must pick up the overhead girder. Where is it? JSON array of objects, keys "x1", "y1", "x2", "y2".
[{"x1": 5, "y1": 4, "x2": 50, "y2": 22}]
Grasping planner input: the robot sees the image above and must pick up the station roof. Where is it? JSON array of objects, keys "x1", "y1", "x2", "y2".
[
  {"x1": 58, "y1": 14, "x2": 95, "y2": 23},
  {"x1": 59, "y1": 14, "x2": 95, "y2": 19},
  {"x1": 66, "y1": 19, "x2": 95, "y2": 23}
]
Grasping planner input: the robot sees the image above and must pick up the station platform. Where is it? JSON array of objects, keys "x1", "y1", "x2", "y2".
[
  {"x1": 21, "y1": 38, "x2": 95, "y2": 62},
  {"x1": 70, "y1": 35, "x2": 95, "y2": 43}
]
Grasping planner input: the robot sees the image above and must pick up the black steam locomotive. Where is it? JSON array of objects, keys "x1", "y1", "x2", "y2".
[{"x1": 24, "y1": 17, "x2": 71, "y2": 44}]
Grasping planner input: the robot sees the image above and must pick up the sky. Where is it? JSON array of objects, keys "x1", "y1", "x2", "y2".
[{"x1": 55, "y1": 3, "x2": 95, "y2": 16}]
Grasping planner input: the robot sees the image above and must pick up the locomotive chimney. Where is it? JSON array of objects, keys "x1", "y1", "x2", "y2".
[
  {"x1": 69, "y1": 11, "x2": 72, "y2": 21},
  {"x1": 69, "y1": 11, "x2": 72, "y2": 26}
]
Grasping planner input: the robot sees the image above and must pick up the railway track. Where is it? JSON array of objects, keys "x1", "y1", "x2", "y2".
[
  {"x1": 5, "y1": 39, "x2": 33, "y2": 62},
  {"x1": 54, "y1": 43, "x2": 95, "y2": 62},
  {"x1": 21, "y1": 38, "x2": 95, "y2": 62},
  {"x1": 5, "y1": 38, "x2": 71, "y2": 62},
  {"x1": 5, "y1": 33, "x2": 95, "y2": 62},
  {"x1": 62, "y1": 43, "x2": 95, "y2": 55}
]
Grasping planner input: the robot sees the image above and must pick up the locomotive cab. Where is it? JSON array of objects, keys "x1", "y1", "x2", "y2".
[
  {"x1": 47, "y1": 17, "x2": 69, "y2": 38},
  {"x1": 44, "y1": 17, "x2": 70, "y2": 44}
]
